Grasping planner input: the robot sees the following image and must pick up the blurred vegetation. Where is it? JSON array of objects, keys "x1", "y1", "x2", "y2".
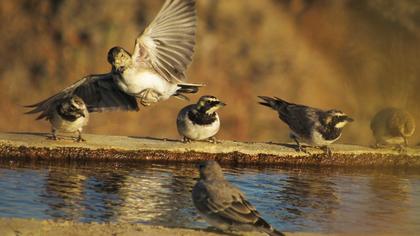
[{"x1": 0, "y1": 0, "x2": 419, "y2": 145}]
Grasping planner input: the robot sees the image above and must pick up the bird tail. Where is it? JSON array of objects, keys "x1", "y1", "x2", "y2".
[
  {"x1": 258, "y1": 96, "x2": 290, "y2": 111},
  {"x1": 255, "y1": 217, "x2": 286, "y2": 236},
  {"x1": 173, "y1": 83, "x2": 206, "y2": 100}
]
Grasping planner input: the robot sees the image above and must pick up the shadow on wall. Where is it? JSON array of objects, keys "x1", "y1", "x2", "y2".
[{"x1": 0, "y1": 0, "x2": 418, "y2": 145}]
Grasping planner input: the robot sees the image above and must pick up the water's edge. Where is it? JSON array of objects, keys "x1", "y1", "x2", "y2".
[{"x1": 0, "y1": 218, "x2": 388, "y2": 236}]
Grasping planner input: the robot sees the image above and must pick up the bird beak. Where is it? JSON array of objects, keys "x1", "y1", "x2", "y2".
[
  {"x1": 345, "y1": 116, "x2": 354, "y2": 122},
  {"x1": 78, "y1": 110, "x2": 85, "y2": 117},
  {"x1": 217, "y1": 102, "x2": 226, "y2": 107},
  {"x1": 116, "y1": 66, "x2": 125, "y2": 73}
]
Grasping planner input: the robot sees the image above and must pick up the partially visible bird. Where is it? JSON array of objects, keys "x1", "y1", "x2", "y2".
[
  {"x1": 27, "y1": 95, "x2": 89, "y2": 141},
  {"x1": 258, "y1": 96, "x2": 353, "y2": 156},
  {"x1": 370, "y1": 107, "x2": 415, "y2": 151},
  {"x1": 192, "y1": 160, "x2": 285, "y2": 236},
  {"x1": 177, "y1": 96, "x2": 225, "y2": 143},
  {"x1": 26, "y1": 0, "x2": 202, "y2": 122}
]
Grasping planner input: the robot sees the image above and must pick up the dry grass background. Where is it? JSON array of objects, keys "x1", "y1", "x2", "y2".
[{"x1": 0, "y1": 0, "x2": 419, "y2": 145}]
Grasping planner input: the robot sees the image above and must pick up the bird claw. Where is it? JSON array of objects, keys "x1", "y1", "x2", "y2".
[
  {"x1": 75, "y1": 136, "x2": 86, "y2": 142},
  {"x1": 182, "y1": 136, "x2": 192, "y2": 143},
  {"x1": 47, "y1": 135, "x2": 59, "y2": 141},
  {"x1": 320, "y1": 146, "x2": 332, "y2": 157},
  {"x1": 207, "y1": 137, "x2": 220, "y2": 144},
  {"x1": 139, "y1": 89, "x2": 161, "y2": 106},
  {"x1": 295, "y1": 145, "x2": 310, "y2": 154},
  {"x1": 393, "y1": 144, "x2": 407, "y2": 154}
]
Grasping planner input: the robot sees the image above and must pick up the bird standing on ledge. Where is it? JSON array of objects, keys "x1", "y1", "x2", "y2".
[
  {"x1": 370, "y1": 107, "x2": 415, "y2": 152},
  {"x1": 27, "y1": 95, "x2": 89, "y2": 142},
  {"x1": 177, "y1": 96, "x2": 225, "y2": 143},
  {"x1": 258, "y1": 96, "x2": 353, "y2": 156}
]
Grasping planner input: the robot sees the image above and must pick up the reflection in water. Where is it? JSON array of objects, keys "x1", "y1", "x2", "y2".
[
  {"x1": 366, "y1": 173, "x2": 410, "y2": 234},
  {"x1": 276, "y1": 170, "x2": 339, "y2": 232},
  {"x1": 41, "y1": 167, "x2": 87, "y2": 220},
  {"x1": 0, "y1": 162, "x2": 420, "y2": 234}
]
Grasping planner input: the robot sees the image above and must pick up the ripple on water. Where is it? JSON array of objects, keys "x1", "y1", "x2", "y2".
[{"x1": 0, "y1": 162, "x2": 419, "y2": 234}]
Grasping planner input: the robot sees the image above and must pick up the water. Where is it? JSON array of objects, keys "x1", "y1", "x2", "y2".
[{"x1": 0, "y1": 161, "x2": 419, "y2": 234}]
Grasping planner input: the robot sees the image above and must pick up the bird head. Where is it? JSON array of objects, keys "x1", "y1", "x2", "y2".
[
  {"x1": 107, "y1": 46, "x2": 132, "y2": 73},
  {"x1": 196, "y1": 95, "x2": 226, "y2": 115},
  {"x1": 63, "y1": 96, "x2": 87, "y2": 117},
  {"x1": 324, "y1": 110, "x2": 354, "y2": 129},
  {"x1": 197, "y1": 160, "x2": 225, "y2": 181}
]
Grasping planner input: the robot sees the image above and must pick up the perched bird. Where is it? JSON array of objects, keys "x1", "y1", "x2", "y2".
[
  {"x1": 258, "y1": 96, "x2": 353, "y2": 155},
  {"x1": 370, "y1": 107, "x2": 415, "y2": 151},
  {"x1": 32, "y1": 95, "x2": 89, "y2": 141},
  {"x1": 192, "y1": 160, "x2": 285, "y2": 236},
  {"x1": 177, "y1": 96, "x2": 225, "y2": 143},
  {"x1": 26, "y1": 0, "x2": 202, "y2": 122}
]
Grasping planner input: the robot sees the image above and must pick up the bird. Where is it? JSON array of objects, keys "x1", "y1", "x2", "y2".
[
  {"x1": 258, "y1": 96, "x2": 353, "y2": 156},
  {"x1": 36, "y1": 95, "x2": 89, "y2": 141},
  {"x1": 176, "y1": 95, "x2": 225, "y2": 143},
  {"x1": 192, "y1": 160, "x2": 285, "y2": 236},
  {"x1": 26, "y1": 0, "x2": 202, "y2": 123},
  {"x1": 370, "y1": 107, "x2": 415, "y2": 151}
]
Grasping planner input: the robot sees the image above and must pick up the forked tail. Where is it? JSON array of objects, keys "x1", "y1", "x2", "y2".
[{"x1": 173, "y1": 83, "x2": 205, "y2": 100}]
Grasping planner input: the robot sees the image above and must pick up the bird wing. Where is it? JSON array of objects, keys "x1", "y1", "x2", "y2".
[
  {"x1": 132, "y1": 0, "x2": 196, "y2": 83},
  {"x1": 25, "y1": 73, "x2": 139, "y2": 120},
  {"x1": 194, "y1": 181, "x2": 261, "y2": 224},
  {"x1": 279, "y1": 103, "x2": 319, "y2": 138}
]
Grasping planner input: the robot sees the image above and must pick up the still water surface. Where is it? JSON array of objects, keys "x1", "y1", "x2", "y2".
[{"x1": 0, "y1": 161, "x2": 419, "y2": 234}]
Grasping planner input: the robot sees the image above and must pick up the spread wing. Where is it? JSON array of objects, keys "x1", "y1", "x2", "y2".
[
  {"x1": 25, "y1": 73, "x2": 139, "y2": 120},
  {"x1": 132, "y1": 0, "x2": 196, "y2": 83},
  {"x1": 193, "y1": 181, "x2": 261, "y2": 225}
]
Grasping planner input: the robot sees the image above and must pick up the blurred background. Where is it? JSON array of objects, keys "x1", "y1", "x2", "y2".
[{"x1": 0, "y1": 0, "x2": 419, "y2": 145}]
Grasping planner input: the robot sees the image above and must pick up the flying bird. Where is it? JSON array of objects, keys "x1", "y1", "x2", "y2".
[{"x1": 26, "y1": 0, "x2": 202, "y2": 125}]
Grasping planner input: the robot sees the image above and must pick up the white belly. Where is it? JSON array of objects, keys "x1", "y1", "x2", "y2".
[
  {"x1": 177, "y1": 112, "x2": 220, "y2": 140},
  {"x1": 116, "y1": 69, "x2": 178, "y2": 101},
  {"x1": 309, "y1": 130, "x2": 340, "y2": 146},
  {"x1": 50, "y1": 111, "x2": 89, "y2": 133}
]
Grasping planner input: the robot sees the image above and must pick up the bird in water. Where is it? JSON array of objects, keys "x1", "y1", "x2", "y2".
[{"x1": 192, "y1": 160, "x2": 285, "y2": 236}]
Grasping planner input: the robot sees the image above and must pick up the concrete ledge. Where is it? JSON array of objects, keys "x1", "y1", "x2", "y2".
[{"x1": 0, "y1": 132, "x2": 419, "y2": 167}]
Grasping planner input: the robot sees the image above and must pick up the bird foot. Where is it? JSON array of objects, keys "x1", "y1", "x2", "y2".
[
  {"x1": 207, "y1": 137, "x2": 220, "y2": 144},
  {"x1": 47, "y1": 135, "x2": 60, "y2": 141},
  {"x1": 182, "y1": 136, "x2": 192, "y2": 143},
  {"x1": 295, "y1": 145, "x2": 310, "y2": 154},
  {"x1": 393, "y1": 144, "x2": 407, "y2": 154},
  {"x1": 139, "y1": 89, "x2": 161, "y2": 106},
  {"x1": 75, "y1": 136, "x2": 86, "y2": 142},
  {"x1": 320, "y1": 146, "x2": 332, "y2": 157}
]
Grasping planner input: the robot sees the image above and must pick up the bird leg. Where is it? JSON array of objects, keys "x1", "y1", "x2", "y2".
[
  {"x1": 403, "y1": 136, "x2": 408, "y2": 146},
  {"x1": 320, "y1": 146, "x2": 332, "y2": 157},
  {"x1": 139, "y1": 89, "x2": 161, "y2": 106},
  {"x1": 393, "y1": 144, "x2": 407, "y2": 154},
  {"x1": 75, "y1": 129, "x2": 86, "y2": 142},
  {"x1": 207, "y1": 136, "x2": 220, "y2": 144},
  {"x1": 291, "y1": 135, "x2": 308, "y2": 153},
  {"x1": 182, "y1": 136, "x2": 192, "y2": 143},
  {"x1": 48, "y1": 128, "x2": 59, "y2": 140}
]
